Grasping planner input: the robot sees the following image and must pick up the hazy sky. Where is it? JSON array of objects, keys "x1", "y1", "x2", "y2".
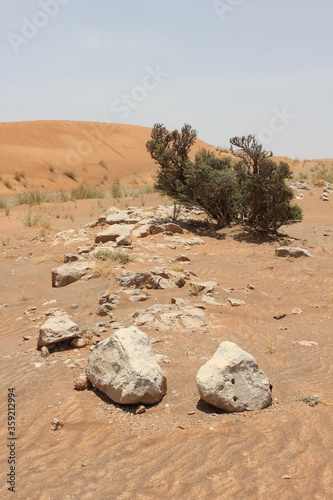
[{"x1": 1, "y1": 0, "x2": 332, "y2": 158}]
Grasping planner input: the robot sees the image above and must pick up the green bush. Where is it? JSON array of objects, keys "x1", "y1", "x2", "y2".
[{"x1": 147, "y1": 125, "x2": 302, "y2": 233}]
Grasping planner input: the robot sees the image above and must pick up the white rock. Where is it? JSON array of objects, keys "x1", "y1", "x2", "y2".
[
  {"x1": 162, "y1": 223, "x2": 183, "y2": 234},
  {"x1": 132, "y1": 225, "x2": 150, "y2": 238},
  {"x1": 74, "y1": 374, "x2": 88, "y2": 391},
  {"x1": 95, "y1": 224, "x2": 134, "y2": 243},
  {"x1": 294, "y1": 341, "x2": 318, "y2": 347},
  {"x1": 116, "y1": 234, "x2": 132, "y2": 246},
  {"x1": 292, "y1": 308, "x2": 303, "y2": 314},
  {"x1": 275, "y1": 247, "x2": 313, "y2": 258},
  {"x1": 86, "y1": 326, "x2": 167, "y2": 404},
  {"x1": 196, "y1": 341, "x2": 272, "y2": 412},
  {"x1": 70, "y1": 337, "x2": 87, "y2": 348},
  {"x1": 52, "y1": 261, "x2": 94, "y2": 287},
  {"x1": 38, "y1": 315, "x2": 80, "y2": 347},
  {"x1": 190, "y1": 281, "x2": 218, "y2": 293}
]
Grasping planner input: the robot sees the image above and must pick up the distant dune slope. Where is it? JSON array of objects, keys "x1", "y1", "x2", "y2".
[{"x1": 0, "y1": 121, "x2": 210, "y2": 195}]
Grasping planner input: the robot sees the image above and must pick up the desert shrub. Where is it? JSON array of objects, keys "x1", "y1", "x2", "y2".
[
  {"x1": 2, "y1": 178, "x2": 13, "y2": 190},
  {"x1": 93, "y1": 249, "x2": 113, "y2": 261},
  {"x1": 310, "y1": 163, "x2": 333, "y2": 185},
  {"x1": 63, "y1": 169, "x2": 77, "y2": 181},
  {"x1": 93, "y1": 248, "x2": 132, "y2": 265},
  {"x1": 99, "y1": 159, "x2": 108, "y2": 169},
  {"x1": 70, "y1": 184, "x2": 105, "y2": 200},
  {"x1": 112, "y1": 250, "x2": 132, "y2": 264},
  {"x1": 186, "y1": 150, "x2": 239, "y2": 228},
  {"x1": 147, "y1": 125, "x2": 302, "y2": 233},
  {"x1": 0, "y1": 198, "x2": 7, "y2": 210},
  {"x1": 21, "y1": 210, "x2": 41, "y2": 227},
  {"x1": 110, "y1": 178, "x2": 123, "y2": 198},
  {"x1": 236, "y1": 159, "x2": 303, "y2": 233},
  {"x1": 14, "y1": 171, "x2": 25, "y2": 182},
  {"x1": 16, "y1": 190, "x2": 52, "y2": 206}
]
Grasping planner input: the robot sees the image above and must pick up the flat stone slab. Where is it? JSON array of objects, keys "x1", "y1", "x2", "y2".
[{"x1": 275, "y1": 247, "x2": 313, "y2": 258}]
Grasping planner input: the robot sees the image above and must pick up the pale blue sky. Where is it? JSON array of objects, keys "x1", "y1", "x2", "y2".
[{"x1": 1, "y1": 0, "x2": 332, "y2": 158}]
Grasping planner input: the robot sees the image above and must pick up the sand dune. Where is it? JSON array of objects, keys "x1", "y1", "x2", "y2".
[{"x1": 0, "y1": 121, "x2": 212, "y2": 196}]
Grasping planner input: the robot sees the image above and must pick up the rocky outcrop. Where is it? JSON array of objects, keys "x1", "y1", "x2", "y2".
[
  {"x1": 86, "y1": 327, "x2": 167, "y2": 404},
  {"x1": 196, "y1": 341, "x2": 272, "y2": 412},
  {"x1": 116, "y1": 269, "x2": 186, "y2": 290},
  {"x1": 133, "y1": 304, "x2": 206, "y2": 332}
]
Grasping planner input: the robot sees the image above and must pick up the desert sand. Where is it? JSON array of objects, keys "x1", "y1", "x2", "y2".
[{"x1": 0, "y1": 121, "x2": 332, "y2": 499}]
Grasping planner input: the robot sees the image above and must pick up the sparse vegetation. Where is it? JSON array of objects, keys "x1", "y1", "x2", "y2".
[
  {"x1": 16, "y1": 190, "x2": 52, "y2": 206},
  {"x1": 0, "y1": 198, "x2": 8, "y2": 210},
  {"x1": 21, "y1": 210, "x2": 41, "y2": 227},
  {"x1": 93, "y1": 248, "x2": 132, "y2": 265},
  {"x1": 110, "y1": 177, "x2": 123, "y2": 198},
  {"x1": 310, "y1": 163, "x2": 333, "y2": 185},
  {"x1": 63, "y1": 169, "x2": 77, "y2": 181},
  {"x1": 189, "y1": 283, "x2": 201, "y2": 296},
  {"x1": 14, "y1": 171, "x2": 25, "y2": 182},
  {"x1": 93, "y1": 249, "x2": 113, "y2": 261},
  {"x1": 99, "y1": 159, "x2": 108, "y2": 169},
  {"x1": 70, "y1": 184, "x2": 105, "y2": 200},
  {"x1": 301, "y1": 395, "x2": 321, "y2": 407},
  {"x1": 112, "y1": 250, "x2": 132, "y2": 265},
  {"x1": 3, "y1": 178, "x2": 13, "y2": 190}
]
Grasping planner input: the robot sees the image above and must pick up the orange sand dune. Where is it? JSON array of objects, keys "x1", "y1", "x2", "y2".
[{"x1": 0, "y1": 121, "x2": 211, "y2": 196}]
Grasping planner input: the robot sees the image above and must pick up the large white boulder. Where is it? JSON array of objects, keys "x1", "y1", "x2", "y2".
[
  {"x1": 196, "y1": 341, "x2": 272, "y2": 412},
  {"x1": 86, "y1": 327, "x2": 167, "y2": 404}
]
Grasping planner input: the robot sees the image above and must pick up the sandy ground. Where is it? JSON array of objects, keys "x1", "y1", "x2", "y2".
[{"x1": 0, "y1": 122, "x2": 333, "y2": 499}]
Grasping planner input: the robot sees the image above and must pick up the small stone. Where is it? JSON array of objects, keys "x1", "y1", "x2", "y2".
[
  {"x1": 294, "y1": 341, "x2": 318, "y2": 347},
  {"x1": 228, "y1": 298, "x2": 246, "y2": 307},
  {"x1": 63, "y1": 253, "x2": 81, "y2": 263},
  {"x1": 149, "y1": 224, "x2": 164, "y2": 235},
  {"x1": 135, "y1": 405, "x2": 146, "y2": 415},
  {"x1": 70, "y1": 337, "x2": 87, "y2": 348},
  {"x1": 116, "y1": 234, "x2": 132, "y2": 246},
  {"x1": 275, "y1": 247, "x2": 313, "y2": 258},
  {"x1": 41, "y1": 346, "x2": 49, "y2": 357},
  {"x1": 23, "y1": 336, "x2": 32, "y2": 341},
  {"x1": 50, "y1": 418, "x2": 63, "y2": 431},
  {"x1": 170, "y1": 254, "x2": 191, "y2": 263},
  {"x1": 247, "y1": 283, "x2": 255, "y2": 290},
  {"x1": 96, "y1": 303, "x2": 114, "y2": 316},
  {"x1": 292, "y1": 308, "x2": 303, "y2": 314},
  {"x1": 74, "y1": 374, "x2": 88, "y2": 391},
  {"x1": 171, "y1": 297, "x2": 187, "y2": 306}
]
